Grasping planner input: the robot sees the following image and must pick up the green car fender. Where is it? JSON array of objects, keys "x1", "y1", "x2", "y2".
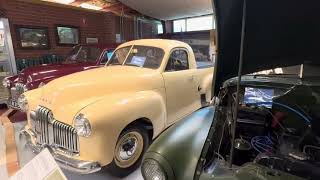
[{"x1": 143, "y1": 106, "x2": 215, "y2": 180}]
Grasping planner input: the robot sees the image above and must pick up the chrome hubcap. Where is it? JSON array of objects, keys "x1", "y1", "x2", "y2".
[
  {"x1": 115, "y1": 131, "x2": 144, "y2": 168},
  {"x1": 119, "y1": 137, "x2": 137, "y2": 160}
]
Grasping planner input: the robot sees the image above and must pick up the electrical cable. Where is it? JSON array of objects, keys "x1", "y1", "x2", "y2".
[
  {"x1": 248, "y1": 101, "x2": 311, "y2": 124},
  {"x1": 217, "y1": 118, "x2": 227, "y2": 156},
  {"x1": 251, "y1": 136, "x2": 274, "y2": 154},
  {"x1": 215, "y1": 152, "x2": 226, "y2": 161}
]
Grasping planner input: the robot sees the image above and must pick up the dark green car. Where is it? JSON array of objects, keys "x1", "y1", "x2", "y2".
[{"x1": 141, "y1": 0, "x2": 320, "y2": 180}]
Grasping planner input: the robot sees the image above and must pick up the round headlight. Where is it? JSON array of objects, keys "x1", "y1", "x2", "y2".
[
  {"x1": 38, "y1": 82, "x2": 46, "y2": 88},
  {"x1": 142, "y1": 159, "x2": 167, "y2": 180},
  {"x1": 74, "y1": 114, "x2": 91, "y2": 137},
  {"x1": 2, "y1": 78, "x2": 10, "y2": 88},
  {"x1": 17, "y1": 94, "x2": 28, "y2": 112}
]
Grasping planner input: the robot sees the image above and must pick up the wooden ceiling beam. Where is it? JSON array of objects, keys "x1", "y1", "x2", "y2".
[{"x1": 102, "y1": 3, "x2": 132, "y2": 13}]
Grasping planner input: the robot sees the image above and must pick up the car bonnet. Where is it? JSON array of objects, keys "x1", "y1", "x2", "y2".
[{"x1": 212, "y1": 0, "x2": 320, "y2": 94}]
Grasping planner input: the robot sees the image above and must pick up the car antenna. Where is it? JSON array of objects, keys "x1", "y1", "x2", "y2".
[{"x1": 229, "y1": 0, "x2": 247, "y2": 168}]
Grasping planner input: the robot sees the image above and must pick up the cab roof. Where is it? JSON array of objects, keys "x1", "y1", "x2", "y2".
[{"x1": 117, "y1": 39, "x2": 193, "y2": 52}]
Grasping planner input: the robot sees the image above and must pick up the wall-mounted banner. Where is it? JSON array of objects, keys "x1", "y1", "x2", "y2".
[
  {"x1": 86, "y1": 37, "x2": 98, "y2": 44},
  {"x1": 116, "y1": 34, "x2": 121, "y2": 43}
]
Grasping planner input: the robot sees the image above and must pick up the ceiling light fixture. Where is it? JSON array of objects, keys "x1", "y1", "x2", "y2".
[
  {"x1": 80, "y1": 3, "x2": 103, "y2": 10},
  {"x1": 54, "y1": 0, "x2": 75, "y2": 4}
]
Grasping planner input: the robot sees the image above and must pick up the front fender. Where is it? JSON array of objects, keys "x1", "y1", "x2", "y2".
[
  {"x1": 143, "y1": 106, "x2": 215, "y2": 180},
  {"x1": 27, "y1": 77, "x2": 55, "y2": 89},
  {"x1": 76, "y1": 89, "x2": 167, "y2": 166},
  {"x1": 24, "y1": 88, "x2": 43, "y2": 111},
  {"x1": 23, "y1": 88, "x2": 43, "y2": 128},
  {"x1": 6, "y1": 75, "x2": 18, "y2": 82}
]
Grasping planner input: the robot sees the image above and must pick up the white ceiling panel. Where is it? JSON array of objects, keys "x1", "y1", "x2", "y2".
[{"x1": 119, "y1": 0, "x2": 213, "y2": 20}]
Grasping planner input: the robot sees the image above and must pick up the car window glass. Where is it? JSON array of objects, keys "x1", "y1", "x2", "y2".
[
  {"x1": 108, "y1": 46, "x2": 131, "y2": 66},
  {"x1": 124, "y1": 46, "x2": 165, "y2": 69},
  {"x1": 193, "y1": 48, "x2": 215, "y2": 68},
  {"x1": 67, "y1": 46, "x2": 103, "y2": 63},
  {"x1": 165, "y1": 49, "x2": 189, "y2": 71},
  {"x1": 100, "y1": 50, "x2": 114, "y2": 64}
]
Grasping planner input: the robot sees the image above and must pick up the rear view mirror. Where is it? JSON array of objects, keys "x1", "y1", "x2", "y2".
[{"x1": 132, "y1": 49, "x2": 138, "y2": 54}]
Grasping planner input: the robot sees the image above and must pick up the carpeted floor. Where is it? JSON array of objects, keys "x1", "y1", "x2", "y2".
[
  {"x1": 0, "y1": 106, "x2": 27, "y2": 123},
  {"x1": 8, "y1": 111, "x2": 26, "y2": 123}
]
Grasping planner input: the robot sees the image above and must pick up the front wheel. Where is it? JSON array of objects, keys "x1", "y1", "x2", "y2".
[{"x1": 106, "y1": 126, "x2": 149, "y2": 177}]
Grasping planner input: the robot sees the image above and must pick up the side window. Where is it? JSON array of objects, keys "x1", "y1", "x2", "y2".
[{"x1": 165, "y1": 49, "x2": 189, "y2": 72}]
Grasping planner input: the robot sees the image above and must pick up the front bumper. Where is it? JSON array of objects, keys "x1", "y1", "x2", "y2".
[{"x1": 20, "y1": 127, "x2": 101, "y2": 174}]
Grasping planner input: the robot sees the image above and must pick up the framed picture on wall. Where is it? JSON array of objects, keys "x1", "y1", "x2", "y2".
[
  {"x1": 55, "y1": 25, "x2": 80, "y2": 46},
  {"x1": 15, "y1": 25, "x2": 50, "y2": 50}
]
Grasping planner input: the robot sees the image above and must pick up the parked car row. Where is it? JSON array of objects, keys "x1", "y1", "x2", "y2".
[
  {"x1": 5, "y1": 39, "x2": 214, "y2": 176},
  {"x1": 2, "y1": 43, "x2": 116, "y2": 110}
]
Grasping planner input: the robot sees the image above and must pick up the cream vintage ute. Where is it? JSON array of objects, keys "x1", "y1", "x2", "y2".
[{"x1": 18, "y1": 39, "x2": 214, "y2": 176}]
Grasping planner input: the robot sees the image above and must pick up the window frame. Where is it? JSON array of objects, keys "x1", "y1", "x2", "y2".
[
  {"x1": 164, "y1": 48, "x2": 190, "y2": 72},
  {"x1": 157, "y1": 24, "x2": 164, "y2": 34},
  {"x1": 172, "y1": 14, "x2": 214, "y2": 33},
  {"x1": 173, "y1": 19, "x2": 187, "y2": 33}
]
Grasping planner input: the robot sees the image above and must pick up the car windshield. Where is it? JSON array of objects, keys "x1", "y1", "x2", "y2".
[
  {"x1": 107, "y1": 46, "x2": 132, "y2": 66},
  {"x1": 108, "y1": 45, "x2": 165, "y2": 69},
  {"x1": 66, "y1": 45, "x2": 103, "y2": 63}
]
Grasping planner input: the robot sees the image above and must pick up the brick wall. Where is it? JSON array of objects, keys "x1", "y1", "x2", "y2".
[{"x1": 3, "y1": 0, "x2": 118, "y2": 59}]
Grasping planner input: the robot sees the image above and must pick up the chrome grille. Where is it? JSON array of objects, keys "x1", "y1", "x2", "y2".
[
  {"x1": 53, "y1": 120, "x2": 79, "y2": 152},
  {"x1": 35, "y1": 106, "x2": 79, "y2": 153},
  {"x1": 35, "y1": 106, "x2": 51, "y2": 144}
]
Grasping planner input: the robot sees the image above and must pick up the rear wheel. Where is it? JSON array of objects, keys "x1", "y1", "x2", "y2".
[{"x1": 107, "y1": 126, "x2": 149, "y2": 177}]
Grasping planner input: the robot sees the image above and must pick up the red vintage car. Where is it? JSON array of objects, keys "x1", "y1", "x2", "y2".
[{"x1": 2, "y1": 43, "x2": 117, "y2": 109}]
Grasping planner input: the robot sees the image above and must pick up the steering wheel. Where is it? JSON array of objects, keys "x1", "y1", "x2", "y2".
[{"x1": 173, "y1": 59, "x2": 183, "y2": 68}]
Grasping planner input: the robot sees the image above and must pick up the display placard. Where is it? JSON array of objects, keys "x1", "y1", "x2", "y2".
[{"x1": 10, "y1": 148, "x2": 67, "y2": 180}]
